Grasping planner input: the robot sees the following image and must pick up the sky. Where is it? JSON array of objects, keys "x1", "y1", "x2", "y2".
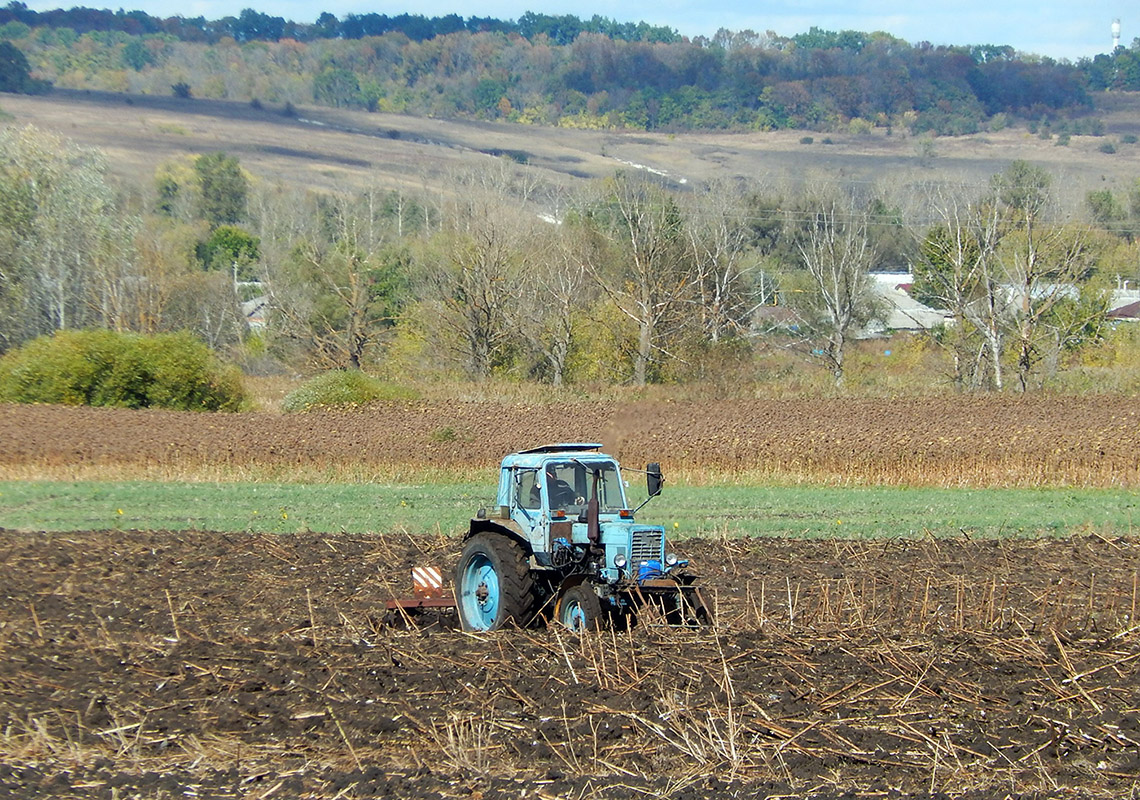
[{"x1": 21, "y1": 0, "x2": 1131, "y2": 62}]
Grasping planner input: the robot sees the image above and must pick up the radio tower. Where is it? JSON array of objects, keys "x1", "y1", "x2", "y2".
[{"x1": 1112, "y1": 18, "x2": 1121, "y2": 50}]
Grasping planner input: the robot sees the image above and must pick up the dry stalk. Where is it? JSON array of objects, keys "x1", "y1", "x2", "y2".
[
  {"x1": 28, "y1": 602, "x2": 44, "y2": 640},
  {"x1": 326, "y1": 705, "x2": 362, "y2": 771},
  {"x1": 432, "y1": 714, "x2": 496, "y2": 774},
  {"x1": 165, "y1": 589, "x2": 181, "y2": 641},
  {"x1": 553, "y1": 628, "x2": 579, "y2": 685},
  {"x1": 306, "y1": 588, "x2": 318, "y2": 646}
]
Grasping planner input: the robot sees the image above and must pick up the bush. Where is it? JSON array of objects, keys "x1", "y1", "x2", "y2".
[
  {"x1": 1099, "y1": 141, "x2": 1117, "y2": 154},
  {"x1": 0, "y1": 330, "x2": 247, "y2": 411},
  {"x1": 799, "y1": 136, "x2": 814, "y2": 144},
  {"x1": 281, "y1": 370, "x2": 419, "y2": 412}
]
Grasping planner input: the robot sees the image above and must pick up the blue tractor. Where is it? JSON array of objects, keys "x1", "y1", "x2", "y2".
[{"x1": 455, "y1": 443, "x2": 709, "y2": 632}]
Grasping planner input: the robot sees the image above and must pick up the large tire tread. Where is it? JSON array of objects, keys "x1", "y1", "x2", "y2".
[{"x1": 456, "y1": 534, "x2": 537, "y2": 631}]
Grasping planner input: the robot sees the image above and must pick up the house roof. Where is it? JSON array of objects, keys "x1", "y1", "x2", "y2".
[
  {"x1": 867, "y1": 274, "x2": 950, "y2": 333},
  {"x1": 1108, "y1": 300, "x2": 1140, "y2": 320}
]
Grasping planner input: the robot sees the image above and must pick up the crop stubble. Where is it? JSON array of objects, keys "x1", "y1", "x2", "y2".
[{"x1": 0, "y1": 529, "x2": 1137, "y2": 798}]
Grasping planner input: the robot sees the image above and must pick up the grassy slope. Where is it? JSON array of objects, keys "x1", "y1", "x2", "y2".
[
  {"x1": 1, "y1": 480, "x2": 1135, "y2": 539},
  {"x1": 4, "y1": 89, "x2": 1140, "y2": 205}
]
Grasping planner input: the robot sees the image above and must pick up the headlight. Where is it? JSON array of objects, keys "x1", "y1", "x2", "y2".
[
  {"x1": 664, "y1": 553, "x2": 679, "y2": 567},
  {"x1": 614, "y1": 553, "x2": 628, "y2": 569}
]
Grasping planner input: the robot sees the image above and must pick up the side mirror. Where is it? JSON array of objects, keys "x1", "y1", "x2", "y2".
[{"x1": 646, "y1": 463, "x2": 663, "y2": 497}]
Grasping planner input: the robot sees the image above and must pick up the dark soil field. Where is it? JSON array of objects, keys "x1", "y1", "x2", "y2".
[{"x1": 0, "y1": 528, "x2": 1137, "y2": 799}]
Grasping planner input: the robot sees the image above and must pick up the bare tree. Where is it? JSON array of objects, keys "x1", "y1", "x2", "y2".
[
  {"x1": 915, "y1": 164, "x2": 1112, "y2": 392},
  {"x1": 0, "y1": 126, "x2": 134, "y2": 347},
  {"x1": 269, "y1": 188, "x2": 405, "y2": 369},
  {"x1": 789, "y1": 194, "x2": 879, "y2": 387},
  {"x1": 915, "y1": 184, "x2": 1007, "y2": 390},
  {"x1": 682, "y1": 181, "x2": 766, "y2": 344},
  {"x1": 582, "y1": 173, "x2": 695, "y2": 386},
  {"x1": 999, "y1": 223, "x2": 1108, "y2": 391},
  {"x1": 991, "y1": 162, "x2": 1110, "y2": 391},
  {"x1": 515, "y1": 224, "x2": 590, "y2": 385},
  {"x1": 417, "y1": 167, "x2": 539, "y2": 380}
]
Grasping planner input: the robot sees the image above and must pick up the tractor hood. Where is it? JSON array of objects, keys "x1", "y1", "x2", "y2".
[{"x1": 592, "y1": 520, "x2": 673, "y2": 584}]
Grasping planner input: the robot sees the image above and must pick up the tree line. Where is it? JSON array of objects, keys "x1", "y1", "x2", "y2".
[
  {"x1": 0, "y1": 4, "x2": 679, "y2": 46},
  {"x1": 0, "y1": 9, "x2": 1098, "y2": 135},
  {"x1": 2, "y1": 124, "x2": 1136, "y2": 392}
]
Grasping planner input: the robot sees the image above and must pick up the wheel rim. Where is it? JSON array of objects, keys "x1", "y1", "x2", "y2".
[
  {"x1": 459, "y1": 552, "x2": 500, "y2": 630},
  {"x1": 561, "y1": 597, "x2": 588, "y2": 632}
]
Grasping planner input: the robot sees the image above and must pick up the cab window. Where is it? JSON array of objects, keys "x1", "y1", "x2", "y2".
[{"x1": 516, "y1": 470, "x2": 541, "y2": 510}]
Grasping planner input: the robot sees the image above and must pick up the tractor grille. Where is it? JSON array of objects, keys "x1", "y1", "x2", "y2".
[{"x1": 630, "y1": 528, "x2": 664, "y2": 566}]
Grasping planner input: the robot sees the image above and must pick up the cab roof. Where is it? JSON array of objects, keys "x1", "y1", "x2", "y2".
[
  {"x1": 501, "y1": 443, "x2": 613, "y2": 472},
  {"x1": 515, "y1": 443, "x2": 603, "y2": 455}
]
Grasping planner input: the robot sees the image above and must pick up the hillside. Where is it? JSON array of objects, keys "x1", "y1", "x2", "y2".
[{"x1": 4, "y1": 88, "x2": 1140, "y2": 205}]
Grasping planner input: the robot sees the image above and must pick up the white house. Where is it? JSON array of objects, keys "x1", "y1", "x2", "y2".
[{"x1": 864, "y1": 272, "x2": 952, "y2": 336}]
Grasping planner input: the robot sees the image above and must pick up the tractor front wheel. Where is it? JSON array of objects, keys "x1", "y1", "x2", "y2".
[
  {"x1": 557, "y1": 583, "x2": 603, "y2": 632},
  {"x1": 455, "y1": 534, "x2": 536, "y2": 632}
]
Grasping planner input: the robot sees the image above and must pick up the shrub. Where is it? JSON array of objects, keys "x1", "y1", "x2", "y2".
[
  {"x1": 0, "y1": 330, "x2": 247, "y2": 411},
  {"x1": 281, "y1": 370, "x2": 418, "y2": 412},
  {"x1": 799, "y1": 136, "x2": 814, "y2": 145},
  {"x1": 1099, "y1": 141, "x2": 1117, "y2": 154}
]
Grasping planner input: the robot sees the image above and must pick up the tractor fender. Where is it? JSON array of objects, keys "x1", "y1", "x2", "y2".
[
  {"x1": 466, "y1": 517, "x2": 531, "y2": 555},
  {"x1": 557, "y1": 573, "x2": 591, "y2": 593}
]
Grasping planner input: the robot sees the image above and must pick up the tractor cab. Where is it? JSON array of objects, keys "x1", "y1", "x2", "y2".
[{"x1": 499, "y1": 444, "x2": 630, "y2": 549}]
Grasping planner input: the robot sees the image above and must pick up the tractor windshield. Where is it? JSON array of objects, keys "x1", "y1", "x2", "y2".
[{"x1": 544, "y1": 460, "x2": 625, "y2": 514}]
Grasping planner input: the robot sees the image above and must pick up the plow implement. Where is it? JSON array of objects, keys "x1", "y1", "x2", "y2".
[{"x1": 384, "y1": 566, "x2": 457, "y2": 629}]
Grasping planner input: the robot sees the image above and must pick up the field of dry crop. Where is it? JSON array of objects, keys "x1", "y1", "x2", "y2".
[
  {"x1": 1, "y1": 399, "x2": 1138, "y2": 798},
  {"x1": 1, "y1": 396, "x2": 1137, "y2": 486}
]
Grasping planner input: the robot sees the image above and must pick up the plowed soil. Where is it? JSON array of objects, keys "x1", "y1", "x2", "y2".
[
  {"x1": 1, "y1": 528, "x2": 1138, "y2": 799},
  {"x1": 2, "y1": 395, "x2": 1139, "y2": 486}
]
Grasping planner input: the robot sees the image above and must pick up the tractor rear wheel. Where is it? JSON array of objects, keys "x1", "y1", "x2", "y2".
[
  {"x1": 557, "y1": 583, "x2": 603, "y2": 632},
  {"x1": 455, "y1": 534, "x2": 536, "y2": 632}
]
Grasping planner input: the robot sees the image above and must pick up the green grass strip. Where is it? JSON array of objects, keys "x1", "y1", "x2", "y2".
[{"x1": 0, "y1": 481, "x2": 1136, "y2": 539}]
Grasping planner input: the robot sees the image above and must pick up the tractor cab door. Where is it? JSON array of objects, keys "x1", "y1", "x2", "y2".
[{"x1": 510, "y1": 467, "x2": 548, "y2": 553}]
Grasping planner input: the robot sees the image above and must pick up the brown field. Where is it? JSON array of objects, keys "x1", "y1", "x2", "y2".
[
  {"x1": 1, "y1": 399, "x2": 1138, "y2": 798},
  {"x1": 0, "y1": 528, "x2": 1137, "y2": 798},
  {"x1": 4, "y1": 89, "x2": 1140, "y2": 204},
  {"x1": 1, "y1": 395, "x2": 1137, "y2": 486}
]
